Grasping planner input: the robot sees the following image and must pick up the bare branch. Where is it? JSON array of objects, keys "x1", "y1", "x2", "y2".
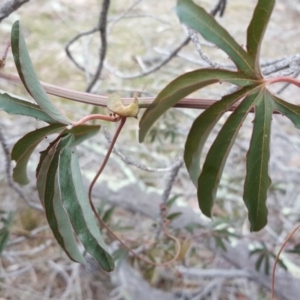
[
  {"x1": 262, "y1": 54, "x2": 300, "y2": 76},
  {"x1": 103, "y1": 126, "x2": 180, "y2": 172},
  {"x1": 184, "y1": 0, "x2": 229, "y2": 71},
  {"x1": 3, "y1": 240, "x2": 52, "y2": 257},
  {"x1": 0, "y1": 0, "x2": 30, "y2": 23},
  {"x1": 210, "y1": 0, "x2": 227, "y2": 17},
  {"x1": 86, "y1": 0, "x2": 110, "y2": 92},
  {"x1": 110, "y1": 13, "x2": 170, "y2": 26},
  {"x1": 154, "y1": 45, "x2": 235, "y2": 69},
  {"x1": 65, "y1": 27, "x2": 98, "y2": 75},
  {"x1": 187, "y1": 27, "x2": 222, "y2": 69},
  {"x1": 0, "y1": 264, "x2": 32, "y2": 279},
  {"x1": 189, "y1": 278, "x2": 225, "y2": 300},
  {"x1": 104, "y1": 36, "x2": 190, "y2": 79},
  {"x1": 107, "y1": 0, "x2": 143, "y2": 34},
  {"x1": 154, "y1": 158, "x2": 184, "y2": 240},
  {"x1": 177, "y1": 267, "x2": 254, "y2": 279}
]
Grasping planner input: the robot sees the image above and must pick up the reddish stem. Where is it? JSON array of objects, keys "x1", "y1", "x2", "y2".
[
  {"x1": 266, "y1": 76, "x2": 300, "y2": 88},
  {"x1": 71, "y1": 113, "x2": 120, "y2": 127},
  {"x1": 0, "y1": 42, "x2": 11, "y2": 68},
  {"x1": 88, "y1": 117, "x2": 126, "y2": 200}
]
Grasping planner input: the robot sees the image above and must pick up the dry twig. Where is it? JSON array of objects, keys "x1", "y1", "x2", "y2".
[
  {"x1": 86, "y1": 0, "x2": 110, "y2": 92},
  {"x1": 0, "y1": 0, "x2": 30, "y2": 23}
]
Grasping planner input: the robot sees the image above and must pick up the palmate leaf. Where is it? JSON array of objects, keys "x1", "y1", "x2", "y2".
[
  {"x1": 184, "y1": 86, "x2": 254, "y2": 186},
  {"x1": 41, "y1": 136, "x2": 86, "y2": 263},
  {"x1": 40, "y1": 134, "x2": 114, "y2": 270},
  {"x1": 197, "y1": 89, "x2": 261, "y2": 217},
  {"x1": 0, "y1": 228, "x2": 10, "y2": 255},
  {"x1": 58, "y1": 138, "x2": 114, "y2": 271},
  {"x1": 11, "y1": 124, "x2": 66, "y2": 185},
  {"x1": 138, "y1": 0, "x2": 286, "y2": 231},
  {"x1": 272, "y1": 95, "x2": 300, "y2": 128},
  {"x1": 176, "y1": 0, "x2": 255, "y2": 76},
  {"x1": 11, "y1": 21, "x2": 70, "y2": 125},
  {"x1": 0, "y1": 92, "x2": 58, "y2": 124},
  {"x1": 12, "y1": 123, "x2": 100, "y2": 186},
  {"x1": 247, "y1": 0, "x2": 275, "y2": 74},
  {"x1": 244, "y1": 89, "x2": 273, "y2": 231},
  {"x1": 139, "y1": 69, "x2": 258, "y2": 142},
  {"x1": 36, "y1": 138, "x2": 59, "y2": 206},
  {"x1": 66, "y1": 124, "x2": 101, "y2": 146}
]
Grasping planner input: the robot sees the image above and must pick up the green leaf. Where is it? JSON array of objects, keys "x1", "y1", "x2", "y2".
[
  {"x1": 0, "y1": 92, "x2": 59, "y2": 124},
  {"x1": 58, "y1": 139, "x2": 114, "y2": 271},
  {"x1": 166, "y1": 194, "x2": 182, "y2": 209},
  {"x1": 198, "y1": 90, "x2": 260, "y2": 217},
  {"x1": 65, "y1": 124, "x2": 101, "y2": 146},
  {"x1": 176, "y1": 0, "x2": 255, "y2": 76},
  {"x1": 264, "y1": 254, "x2": 270, "y2": 275},
  {"x1": 11, "y1": 124, "x2": 66, "y2": 185},
  {"x1": 255, "y1": 253, "x2": 265, "y2": 273},
  {"x1": 0, "y1": 228, "x2": 9, "y2": 255},
  {"x1": 184, "y1": 86, "x2": 254, "y2": 186},
  {"x1": 184, "y1": 222, "x2": 203, "y2": 234},
  {"x1": 43, "y1": 135, "x2": 86, "y2": 263},
  {"x1": 270, "y1": 253, "x2": 288, "y2": 271},
  {"x1": 11, "y1": 21, "x2": 70, "y2": 125},
  {"x1": 139, "y1": 69, "x2": 257, "y2": 142},
  {"x1": 166, "y1": 212, "x2": 183, "y2": 221},
  {"x1": 247, "y1": 0, "x2": 275, "y2": 74},
  {"x1": 0, "y1": 212, "x2": 13, "y2": 255},
  {"x1": 214, "y1": 237, "x2": 227, "y2": 251},
  {"x1": 102, "y1": 206, "x2": 115, "y2": 224},
  {"x1": 243, "y1": 89, "x2": 273, "y2": 231},
  {"x1": 273, "y1": 96, "x2": 300, "y2": 129},
  {"x1": 35, "y1": 125, "x2": 100, "y2": 185},
  {"x1": 112, "y1": 248, "x2": 128, "y2": 266},
  {"x1": 36, "y1": 139, "x2": 58, "y2": 206},
  {"x1": 287, "y1": 243, "x2": 300, "y2": 254}
]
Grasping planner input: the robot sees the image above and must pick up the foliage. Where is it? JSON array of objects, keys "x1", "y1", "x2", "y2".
[
  {"x1": 139, "y1": 0, "x2": 300, "y2": 232},
  {"x1": 1, "y1": 1, "x2": 300, "y2": 281},
  {"x1": 0, "y1": 211, "x2": 13, "y2": 255},
  {"x1": 0, "y1": 21, "x2": 114, "y2": 271},
  {"x1": 250, "y1": 242, "x2": 287, "y2": 275}
]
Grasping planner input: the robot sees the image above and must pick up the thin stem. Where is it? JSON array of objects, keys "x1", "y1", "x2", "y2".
[
  {"x1": 1, "y1": 72, "x2": 293, "y2": 114},
  {"x1": 271, "y1": 224, "x2": 300, "y2": 300},
  {"x1": 65, "y1": 27, "x2": 98, "y2": 75},
  {"x1": 88, "y1": 117, "x2": 127, "y2": 201},
  {"x1": 72, "y1": 113, "x2": 120, "y2": 127},
  {"x1": 0, "y1": 42, "x2": 11, "y2": 68},
  {"x1": 88, "y1": 117, "x2": 181, "y2": 266},
  {"x1": 267, "y1": 76, "x2": 300, "y2": 88},
  {"x1": 276, "y1": 71, "x2": 300, "y2": 95},
  {"x1": 187, "y1": 28, "x2": 219, "y2": 68},
  {"x1": 103, "y1": 126, "x2": 180, "y2": 172},
  {"x1": 0, "y1": 71, "x2": 230, "y2": 110},
  {"x1": 104, "y1": 36, "x2": 190, "y2": 79},
  {"x1": 107, "y1": 0, "x2": 143, "y2": 34}
]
